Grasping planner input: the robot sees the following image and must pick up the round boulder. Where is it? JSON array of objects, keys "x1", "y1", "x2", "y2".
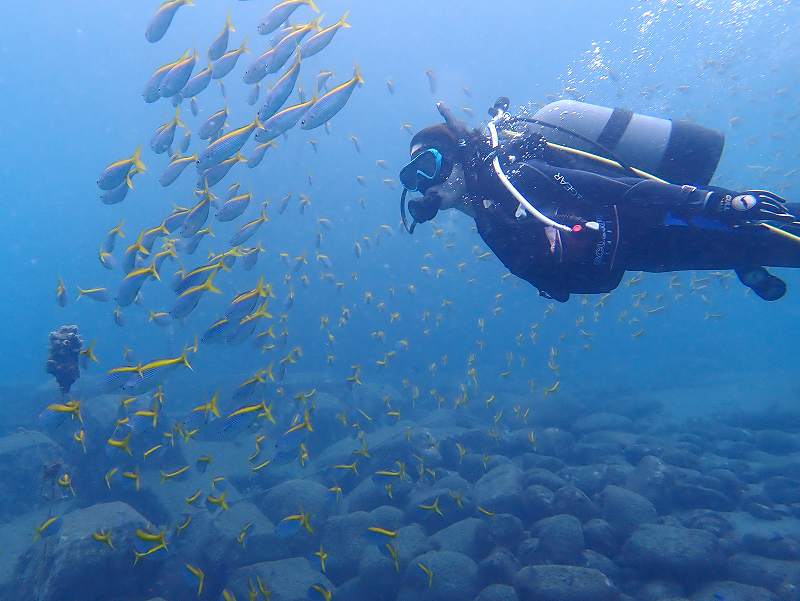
[
  {"x1": 514, "y1": 565, "x2": 620, "y2": 601},
  {"x1": 400, "y1": 550, "x2": 479, "y2": 601},
  {"x1": 533, "y1": 514, "x2": 585, "y2": 565},
  {"x1": 625, "y1": 455, "x2": 673, "y2": 512},
  {"x1": 553, "y1": 485, "x2": 600, "y2": 522},
  {"x1": 690, "y1": 580, "x2": 778, "y2": 601},
  {"x1": 523, "y1": 485, "x2": 555, "y2": 521},
  {"x1": 599, "y1": 485, "x2": 657, "y2": 538},
  {"x1": 478, "y1": 548, "x2": 520, "y2": 586},
  {"x1": 258, "y1": 478, "x2": 331, "y2": 524},
  {"x1": 476, "y1": 584, "x2": 519, "y2": 601},
  {"x1": 430, "y1": 517, "x2": 489, "y2": 560},
  {"x1": 583, "y1": 519, "x2": 617, "y2": 556},
  {"x1": 226, "y1": 557, "x2": 332, "y2": 601},
  {"x1": 321, "y1": 511, "x2": 370, "y2": 584},
  {"x1": 474, "y1": 464, "x2": 525, "y2": 516},
  {"x1": 621, "y1": 524, "x2": 725, "y2": 584}
]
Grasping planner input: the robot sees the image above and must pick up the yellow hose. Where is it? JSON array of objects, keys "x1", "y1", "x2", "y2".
[
  {"x1": 516, "y1": 131, "x2": 800, "y2": 246},
  {"x1": 760, "y1": 222, "x2": 800, "y2": 245},
  {"x1": 545, "y1": 141, "x2": 669, "y2": 184}
]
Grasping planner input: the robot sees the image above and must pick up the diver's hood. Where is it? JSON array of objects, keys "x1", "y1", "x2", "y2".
[
  {"x1": 411, "y1": 103, "x2": 481, "y2": 161},
  {"x1": 401, "y1": 103, "x2": 485, "y2": 233},
  {"x1": 409, "y1": 124, "x2": 460, "y2": 161}
]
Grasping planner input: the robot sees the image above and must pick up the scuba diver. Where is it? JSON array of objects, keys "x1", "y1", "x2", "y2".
[{"x1": 399, "y1": 98, "x2": 800, "y2": 301}]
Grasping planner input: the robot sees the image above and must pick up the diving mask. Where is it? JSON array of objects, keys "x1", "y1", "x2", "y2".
[{"x1": 399, "y1": 148, "x2": 443, "y2": 193}]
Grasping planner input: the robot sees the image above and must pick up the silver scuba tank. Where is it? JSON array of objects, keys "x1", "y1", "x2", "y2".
[{"x1": 530, "y1": 100, "x2": 725, "y2": 186}]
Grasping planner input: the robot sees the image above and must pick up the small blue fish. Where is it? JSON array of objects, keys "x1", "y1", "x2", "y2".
[
  {"x1": 152, "y1": 246, "x2": 176, "y2": 273},
  {"x1": 170, "y1": 275, "x2": 220, "y2": 319},
  {"x1": 102, "y1": 221, "x2": 125, "y2": 253},
  {"x1": 116, "y1": 263, "x2": 159, "y2": 307},
  {"x1": 247, "y1": 84, "x2": 260, "y2": 106},
  {"x1": 226, "y1": 306, "x2": 270, "y2": 345},
  {"x1": 266, "y1": 19, "x2": 319, "y2": 75},
  {"x1": 278, "y1": 193, "x2": 292, "y2": 214},
  {"x1": 76, "y1": 287, "x2": 110, "y2": 302},
  {"x1": 181, "y1": 65, "x2": 212, "y2": 98},
  {"x1": 143, "y1": 51, "x2": 190, "y2": 103},
  {"x1": 150, "y1": 107, "x2": 185, "y2": 154},
  {"x1": 216, "y1": 193, "x2": 252, "y2": 222},
  {"x1": 145, "y1": 0, "x2": 193, "y2": 44},
  {"x1": 197, "y1": 117, "x2": 260, "y2": 170},
  {"x1": 211, "y1": 40, "x2": 248, "y2": 80},
  {"x1": 301, "y1": 66, "x2": 363, "y2": 130},
  {"x1": 208, "y1": 14, "x2": 235, "y2": 62},
  {"x1": 121, "y1": 234, "x2": 147, "y2": 274},
  {"x1": 226, "y1": 182, "x2": 241, "y2": 198},
  {"x1": 159, "y1": 50, "x2": 197, "y2": 98},
  {"x1": 209, "y1": 249, "x2": 238, "y2": 270},
  {"x1": 55, "y1": 277, "x2": 68, "y2": 307},
  {"x1": 230, "y1": 209, "x2": 268, "y2": 246},
  {"x1": 198, "y1": 154, "x2": 246, "y2": 188},
  {"x1": 254, "y1": 97, "x2": 314, "y2": 142},
  {"x1": 247, "y1": 141, "x2": 276, "y2": 169},
  {"x1": 97, "y1": 148, "x2": 145, "y2": 190},
  {"x1": 224, "y1": 277, "x2": 267, "y2": 322},
  {"x1": 241, "y1": 243, "x2": 264, "y2": 270},
  {"x1": 175, "y1": 227, "x2": 213, "y2": 255},
  {"x1": 98, "y1": 248, "x2": 116, "y2": 270},
  {"x1": 179, "y1": 130, "x2": 192, "y2": 153},
  {"x1": 174, "y1": 261, "x2": 222, "y2": 295},
  {"x1": 159, "y1": 154, "x2": 196, "y2": 187},
  {"x1": 274, "y1": 517, "x2": 302, "y2": 538},
  {"x1": 99, "y1": 168, "x2": 140, "y2": 205},
  {"x1": 316, "y1": 70, "x2": 334, "y2": 93},
  {"x1": 181, "y1": 194, "x2": 213, "y2": 238},
  {"x1": 34, "y1": 515, "x2": 62, "y2": 541},
  {"x1": 162, "y1": 206, "x2": 191, "y2": 233},
  {"x1": 199, "y1": 107, "x2": 228, "y2": 140},
  {"x1": 202, "y1": 317, "x2": 232, "y2": 344},
  {"x1": 258, "y1": 48, "x2": 301, "y2": 121},
  {"x1": 301, "y1": 12, "x2": 350, "y2": 59},
  {"x1": 257, "y1": 0, "x2": 319, "y2": 36},
  {"x1": 141, "y1": 224, "x2": 169, "y2": 253},
  {"x1": 242, "y1": 47, "x2": 276, "y2": 85}
]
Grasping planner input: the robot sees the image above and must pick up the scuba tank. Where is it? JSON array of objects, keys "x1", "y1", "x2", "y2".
[{"x1": 527, "y1": 100, "x2": 725, "y2": 186}]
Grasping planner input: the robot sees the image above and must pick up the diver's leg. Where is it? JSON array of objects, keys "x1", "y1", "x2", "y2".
[
  {"x1": 730, "y1": 222, "x2": 800, "y2": 300},
  {"x1": 735, "y1": 266, "x2": 787, "y2": 301},
  {"x1": 741, "y1": 223, "x2": 800, "y2": 268}
]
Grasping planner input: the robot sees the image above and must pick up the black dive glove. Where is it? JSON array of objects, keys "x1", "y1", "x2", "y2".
[
  {"x1": 408, "y1": 190, "x2": 443, "y2": 224},
  {"x1": 710, "y1": 189, "x2": 798, "y2": 224}
]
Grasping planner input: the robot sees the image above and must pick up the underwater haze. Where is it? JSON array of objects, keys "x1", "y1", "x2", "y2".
[{"x1": 1, "y1": 1, "x2": 800, "y2": 600}]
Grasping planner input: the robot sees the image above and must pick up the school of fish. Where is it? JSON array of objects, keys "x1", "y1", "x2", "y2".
[{"x1": 37, "y1": 1, "x2": 770, "y2": 600}]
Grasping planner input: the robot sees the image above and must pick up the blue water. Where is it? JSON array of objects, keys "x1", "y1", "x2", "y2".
[{"x1": 2, "y1": 1, "x2": 800, "y2": 599}]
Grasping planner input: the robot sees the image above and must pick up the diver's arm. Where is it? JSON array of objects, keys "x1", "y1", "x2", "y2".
[
  {"x1": 527, "y1": 154, "x2": 795, "y2": 220},
  {"x1": 513, "y1": 160, "x2": 632, "y2": 207},
  {"x1": 624, "y1": 181, "x2": 799, "y2": 225},
  {"x1": 514, "y1": 158, "x2": 725, "y2": 214},
  {"x1": 622, "y1": 179, "x2": 725, "y2": 213}
]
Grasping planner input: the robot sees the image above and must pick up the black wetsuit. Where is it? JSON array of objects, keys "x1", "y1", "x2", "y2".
[{"x1": 468, "y1": 139, "x2": 800, "y2": 301}]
